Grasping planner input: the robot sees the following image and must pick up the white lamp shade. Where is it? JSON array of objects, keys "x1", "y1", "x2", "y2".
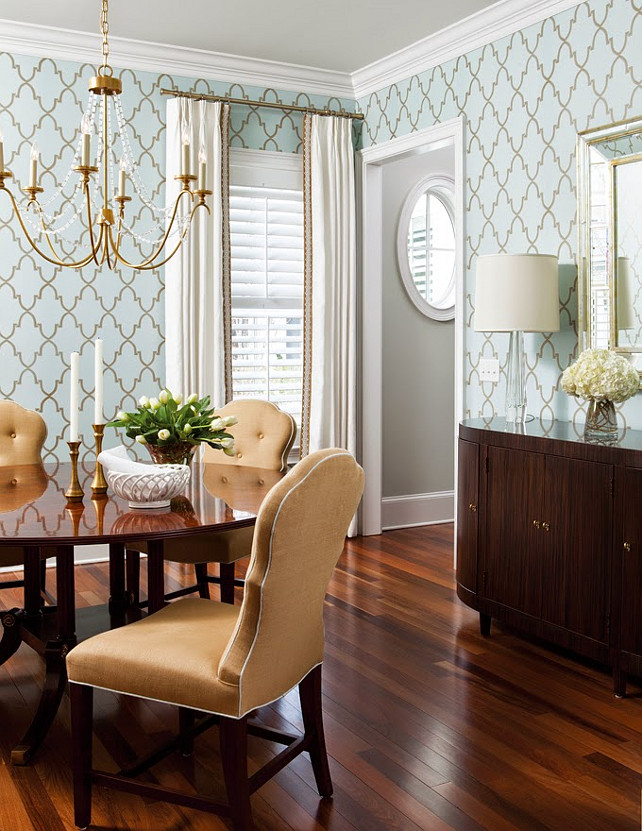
[
  {"x1": 616, "y1": 256, "x2": 635, "y2": 330},
  {"x1": 475, "y1": 253, "x2": 560, "y2": 333}
]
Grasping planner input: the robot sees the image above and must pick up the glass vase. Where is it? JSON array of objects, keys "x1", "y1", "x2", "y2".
[
  {"x1": 145, "y1": 441, "x2": 198, "y2": 466},
  {"x1": 584, "y1": 399, "x2": 618, "y2": 443}
]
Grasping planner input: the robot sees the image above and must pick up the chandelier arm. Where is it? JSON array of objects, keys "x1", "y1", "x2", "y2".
[
  {"x1": 110, "y1": 189, "x2": 197, "y2": 269},
  {"x1": 0, "y1": 189, "x2": 99, "y2": 269},
  {"x1": 108, "y1": 202, "x2": 209, "y2": 271}
]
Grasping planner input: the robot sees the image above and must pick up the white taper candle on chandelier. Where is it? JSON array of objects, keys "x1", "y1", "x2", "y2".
[
  {"x1": 181, "y1": 131, "x2": 190, "y2": 176},
  {"x1": 118, "y1": 159, "x2": 127, "y2": 197},
  {"x1": 198, "y1": 147, "x2": 207, "y2": 190},
  {"x1": 94, "y1": 338, "x2": 104, "y2": 424},
  {"x1": 29, "y1": 143, "x2": 39, "y2": 188},
  {"x1": 81, "y1": 113, "x2": 91, "y2": 167},
  {"x1": 0, "y1": 128, "x2": 5, "y2": 173},
  {"x1": 70, "y1": 351, "x2": 80, "y2": 442}
]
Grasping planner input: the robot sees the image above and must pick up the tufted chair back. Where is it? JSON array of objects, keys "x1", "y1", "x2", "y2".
[
  {"x1": 203, "y1": 400, "x2": 296, "y2": 472},
  {"x1": 0, "y1": 400, "x2": 47, "y2": 467}
]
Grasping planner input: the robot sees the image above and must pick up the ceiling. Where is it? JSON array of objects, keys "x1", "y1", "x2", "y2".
[{"x1": 1, "y1": 0, "x2": 499, "y2": 73}]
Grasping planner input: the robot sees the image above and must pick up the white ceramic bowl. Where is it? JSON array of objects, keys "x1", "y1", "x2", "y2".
[{"x1": 104, "y1": 464, "x2": 191, "y2": 509}]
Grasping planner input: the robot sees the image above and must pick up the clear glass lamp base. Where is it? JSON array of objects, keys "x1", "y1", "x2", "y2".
[{"x1": 505, "y1": 330, "x2": 527, "y2": 425}]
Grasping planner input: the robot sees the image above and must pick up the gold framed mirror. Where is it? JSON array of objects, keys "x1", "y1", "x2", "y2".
[{"x1": 578, "y1": 115, "x2": 642, "y2": 373}]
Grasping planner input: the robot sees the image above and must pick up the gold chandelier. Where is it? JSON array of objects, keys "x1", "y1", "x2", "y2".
[{"x1": 0, "y1": 0, "x2": 210, "y2": 271}]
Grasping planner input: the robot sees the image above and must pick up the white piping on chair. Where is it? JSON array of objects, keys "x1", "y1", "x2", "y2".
[
  {"x1": 218, "y1": 450, "x2": 354, "y2": 716},
  {"x1": 68, "y1": 661, "x2": 323, "y2": 721}
]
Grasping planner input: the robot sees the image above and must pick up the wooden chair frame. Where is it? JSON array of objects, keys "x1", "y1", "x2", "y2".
[{"x1": 71, "y1": 665, "x2": 332, "y2": 831}]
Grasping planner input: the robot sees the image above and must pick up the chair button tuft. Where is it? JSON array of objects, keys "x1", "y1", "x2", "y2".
[
  {"x1": 9, "y1": 432, "x2": 16, "y2": 439},
  {"x1": 237, "y1": 452, "x2": 242, "y2": 459},
  {"x1": 221, "y1": 476, "x2": 228, "y2": 484},
  {"x1": 258, "y1": 433, "x2": 264, "y2": 439},
  {"x1": 258, "y1": 478, "x2": 264, "y2": 485},
  {"x1": 10, "y1": 478, "x2": 17, "y2": 486}
]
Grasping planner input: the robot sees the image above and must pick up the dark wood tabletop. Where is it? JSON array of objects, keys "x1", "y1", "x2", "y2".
[{"x1": 0, "y1": 462, "x2": 284, "y2": 545}]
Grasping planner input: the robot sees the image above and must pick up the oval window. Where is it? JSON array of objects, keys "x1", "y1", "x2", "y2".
[{"x1": 397, "y1": 175, "x2": 456, "y2": 321}]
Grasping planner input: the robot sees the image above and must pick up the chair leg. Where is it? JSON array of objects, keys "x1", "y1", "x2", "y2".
[
  {"x1": 299, "y1": 665, "x2": 333, "y2": 798},
  {"x1": 178, "y1": 706, "x2": 195, "y2": 756},
  {"x1": 194, "y1": 563, "x2": 211, "y2": 599},
  {"x1": 40, "y1": 559, "x2": 47, "y2": 606},
  {"x1": 220, "y1": 563, "x2": 235, "y2": 604},
  {"x1": 70, "y1": 683, "x2": 94, "y2": 830},
  {"x1": 220, "y1": 715, "x2": 254, "y2": 831},
  {"x1": 125, "y1": 550, "x2": 140, "y2": 606}
]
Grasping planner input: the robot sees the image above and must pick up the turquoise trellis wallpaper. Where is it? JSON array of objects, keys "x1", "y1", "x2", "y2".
[
  {"x1": 1, "y1": 0, "x2": 640, "y2": 463},
  {"x1": 0, "y1": 52, "x2": 355, "y2": 462},
  {"x1": 359, "y1": 0, "x2": 642, "y2": 428}
]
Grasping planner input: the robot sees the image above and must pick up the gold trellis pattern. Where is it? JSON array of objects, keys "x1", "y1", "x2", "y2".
[
  {"x1": 359, "y1": 0, "x2": 642, "y2": 428},
  {"x1": 0, "y1": 52, "x2": 354, "y2": 462}
]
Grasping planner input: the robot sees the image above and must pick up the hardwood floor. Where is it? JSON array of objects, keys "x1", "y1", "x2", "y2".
[{"x1": 2, "y1": 524, "x2": 642, "y2": 830}]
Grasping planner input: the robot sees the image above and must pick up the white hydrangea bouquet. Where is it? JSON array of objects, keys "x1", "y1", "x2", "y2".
[
  {"x1": 561, "y1": 348, "x2": 639, "y2": 440},
  {"x1": 561, "y1": 348, "x2": 639, "y2": 403}
]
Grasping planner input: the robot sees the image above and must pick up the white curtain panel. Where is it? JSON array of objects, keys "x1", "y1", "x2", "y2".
[
  {"x1": 164, "y1": 98, "x2": 231, "y2": 406},
  {"x1": 302, "y1": 114, "x2": 357, "y2": 462}
]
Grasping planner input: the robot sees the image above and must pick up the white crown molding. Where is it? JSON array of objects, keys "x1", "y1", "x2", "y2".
[
  {"x1": 0, "y1": 19, "x2": 354, "y2": 100},
  {"x1": 0, "y1": 0, "x2": 584, "y2": 105},
  {"x1": 351, "y1": 0, "x2": 584, "y2": 99}
]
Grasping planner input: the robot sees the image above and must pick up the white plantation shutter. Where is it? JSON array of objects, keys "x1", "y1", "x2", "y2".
[{"x1": 229, "y1": 183, "x2": 303, "y2": 427}]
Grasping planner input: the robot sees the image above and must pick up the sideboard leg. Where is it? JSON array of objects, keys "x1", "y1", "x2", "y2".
[
  {"x1": 613, "y1": 668, "x2": 627, "y2": 699},
  {"x1": 480, "y1": 613, "x2": 491, "y2": 637}
]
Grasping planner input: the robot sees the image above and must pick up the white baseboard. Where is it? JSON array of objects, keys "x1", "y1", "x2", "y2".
[{"x1": 381, "y1": 490, "x2": 454, "y2": 531}]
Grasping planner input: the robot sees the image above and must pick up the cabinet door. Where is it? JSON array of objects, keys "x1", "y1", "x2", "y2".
[
  {"x1": 542, "y1": 456, "x2": 612, "y2": 644},
  {"x1": 620, "y1": 467, "x2": 642, "y2": 655},
  {"x1": 456, "y1": 439, "x2": 479, "y2": 593},
  {"x1": 481, "y1": 445, "x2": 545, "y2": 617}
]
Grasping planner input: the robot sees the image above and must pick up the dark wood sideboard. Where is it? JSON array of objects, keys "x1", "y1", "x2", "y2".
[{"x1": 457, "y1": 417, "x2": 642, "y2": 697}]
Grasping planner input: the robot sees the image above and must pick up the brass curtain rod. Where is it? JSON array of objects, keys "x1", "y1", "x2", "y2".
[{"x1": 160, "y1": 88, "x2": 364, "y2": 121}]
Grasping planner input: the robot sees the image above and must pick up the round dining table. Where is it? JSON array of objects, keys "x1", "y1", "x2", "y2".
[{"x1": 0, "y1": 460, "x2": 284, "y2": 765}]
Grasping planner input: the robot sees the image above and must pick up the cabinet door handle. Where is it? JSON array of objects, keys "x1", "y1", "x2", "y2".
[
  {"x1": 542, "y1": 522, "x2": 550, "y2": 532},
  {"x1": 469, "y1": 503, "x2": 477, "y2": 513},
  {"x1": 624, "y1": 542, "x2": 631, "y2": 552},
  {"x1": 533, "y1": 519, "x2": 541, "y2": 529}
]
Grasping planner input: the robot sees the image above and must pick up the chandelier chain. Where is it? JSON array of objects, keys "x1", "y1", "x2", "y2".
[{"x1": 100, "y1": 0, "x2": 110, "y2": 71}]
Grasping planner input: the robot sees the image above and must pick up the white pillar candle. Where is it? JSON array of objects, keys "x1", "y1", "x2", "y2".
[
  {"x1": 70, "y1": 351, "x2": 80, "y2": 442},
  {"x1": 29, "y1": 143, "x2": 39, "y2": 188},
  {"x1": 181, "y1": 133, "x2": 190, "y2": 176},
  {"x1": 198, "y1": 148, "x2": 206, "y2": 190},
  {"x1": 0, "y1": 129, "x2": 4, "y2": 173},
  {"x1": 94, "y1": 339, "x2": 103, "y2": 424}
]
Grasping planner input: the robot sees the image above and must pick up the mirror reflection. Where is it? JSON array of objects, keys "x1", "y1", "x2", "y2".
[{"x1": 579, "y1": 116, "x2": 642, "y2": 368}]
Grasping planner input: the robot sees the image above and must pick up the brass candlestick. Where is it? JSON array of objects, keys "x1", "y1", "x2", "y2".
[
  {"x1": 65, "y1": 441, "x2": 84, "y2": 502},
  {"x1": 91, "y1": 424, "x2": 108, "y2": 495}
]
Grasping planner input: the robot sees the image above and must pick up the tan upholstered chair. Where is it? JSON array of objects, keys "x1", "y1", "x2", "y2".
[
  {"x1": 0, "y1": 400, "x2": 48, "y2": 665},
  {"x1": 126, "y1": 399, "x2": 296, "y2": 605},
  {"x1": 68, "y1": 448, "x2": 364, "y2": 831}
]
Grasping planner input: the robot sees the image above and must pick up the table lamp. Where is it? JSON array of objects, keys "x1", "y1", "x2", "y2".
[{"x1": 475, "y1": 253, "x2": 559, "y2": 424}]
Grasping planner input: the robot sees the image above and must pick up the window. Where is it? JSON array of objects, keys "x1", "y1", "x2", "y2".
[
  {"x1": 229, "y1": 150, "x2": 304, "y2": 431},
  {"x1": 397, "y1": 174, "x2": 456, "y2": 321}
]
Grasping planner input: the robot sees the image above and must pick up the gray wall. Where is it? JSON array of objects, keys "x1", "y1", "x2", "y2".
[{"x1": 382, "y1": 145, "x2": 455, "y2": 498}]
